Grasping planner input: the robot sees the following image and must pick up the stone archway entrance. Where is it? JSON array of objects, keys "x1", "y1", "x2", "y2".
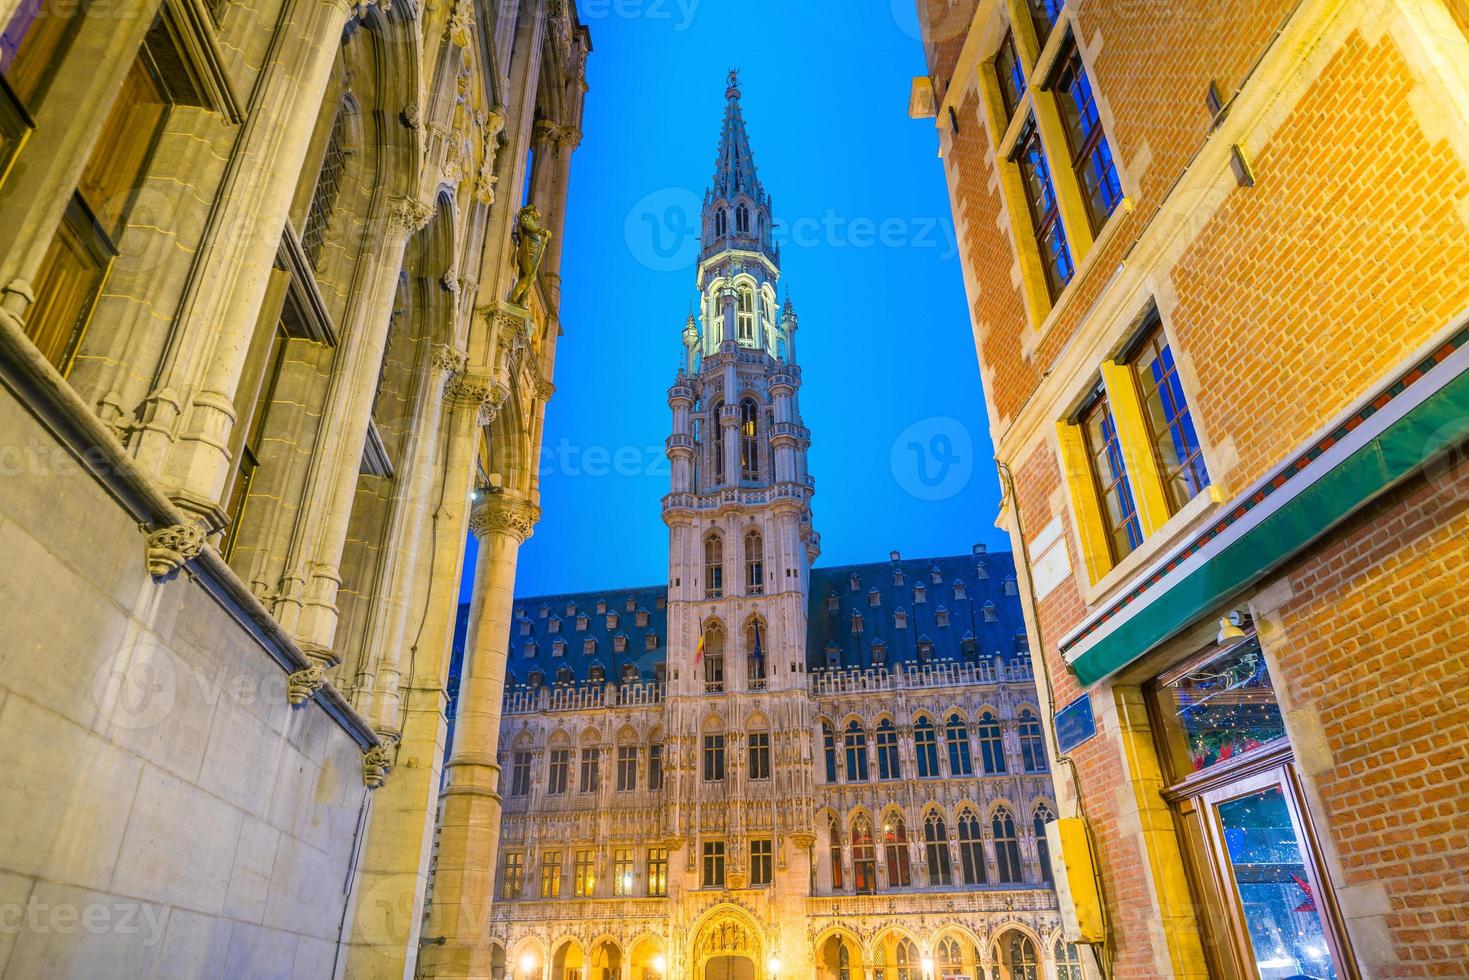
[
  {"x1": 704, "y1": 955, "x2": 755, "y2": 980},
  {"x1": 693, "y1": 914, "x2": 761, "y2": 980}
]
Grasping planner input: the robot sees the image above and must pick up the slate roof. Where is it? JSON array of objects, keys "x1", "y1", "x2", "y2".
[{"x1": 450, "y1": 549, "x2": 1025, "y2": 690}]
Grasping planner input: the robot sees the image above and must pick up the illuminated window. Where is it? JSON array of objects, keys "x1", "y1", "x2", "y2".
[
  {"x1": 883, "y1": 816, "x2": 911, "y2": 887},
  {"x1": 994, "y1": 30, "x2": 1026, "y2": 124},
  {"x1": 1130, "y1": 315, "x2": 1209, "y2": 512},
  {"x1": 737, "y1": 286, "x2": 755, "y2": 342},
  {"x1": 712, "y1": 400, "x2": 725, "y2": 482},
  {"x1": 750, "y1": 838, "x2": 773, "y2": 886},
  {"x1": 851, "y1": 815, "x2": 877, "y2": 894},
  {"x1": 998, "y1": 933, "x2": 1038, "y2": 980},
  {"x1": 1013, "y1": 118, "x2": 1074, "y2": 300},
  {"x1": 1080, "y1": 388, "x2": 1144, "y2": 562},
  {"x1": 647, "y1": 847, "x2": 668, "y2": 896},
  {"x1": 612, "y1": 849, "x2": 635, "y2": 896},
  {"x1": 501, "y1": 851, "x2": 523, "y2": 899},
  {"x1": 1054, "y1": 39, "x2": 1123, "y2": 234},
  {"x1": 740, "y1": 398, "x2": 759, "y2": 478},
  {"x1": 1055, "y1": 939, "x2": 1084, "y2": 980},
  {"x1": 701, "y1": 840, "x2": 725, "y2": 888},
  {"x1": 828, "y1": 815, "x2": 845, "y2": 890},
  {"x1": 539, "y1": 851, "x2": 562, "y2": 897},
  {"x1": 573, "y1": 849, "x2": 595, "y2": 897}
]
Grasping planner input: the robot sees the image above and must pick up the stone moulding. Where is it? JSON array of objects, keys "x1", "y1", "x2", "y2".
[
  {"x1": 0, "y1": 309, "x2": 382, "y2": 753},
  {"x1": 145, "y1": 521, "x2": 207, "y2": 579}
]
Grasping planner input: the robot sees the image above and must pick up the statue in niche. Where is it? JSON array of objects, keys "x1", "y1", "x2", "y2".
[{"x1": 508, "y1": 204, "x2": 552, "y2": 307}]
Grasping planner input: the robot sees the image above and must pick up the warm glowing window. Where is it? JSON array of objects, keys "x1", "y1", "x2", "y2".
[
  {"x1": 539, "y1": 851, "x2": 562, "y2": 897},
  {"x1": 1013, "y1": 118, "x2": 1074, "y2": 300},
  {"x1": 646, "y1": 847, "x2": 668, "y2": 896},
  {"x1": 828, "y1": 816, "x2": 845, "y2": 890},
  {"x1": 883, "y1": 816, "x2": 911, "y2": 887},
  {"x1": 501, "y1": 852, "x2": 523, "y2": 899},
  {"x1": 573, "y1": 849, "x2": 595, "y2": 897},
  {"x1": 851, "y1": 815, "x2": 877, "y2": 894},
  {"x1": 612, "y1": 849, "x2": 635, "y2": 896},
  {"x1": 736, "y1": 285, "x2": 755, "y2": 342},
  {"x1": 1080, "y1": 388, "x2": 1144, "y2": 562},
  {"x1": 739, "y1": 397, "x2": 758, "y2": 479}
]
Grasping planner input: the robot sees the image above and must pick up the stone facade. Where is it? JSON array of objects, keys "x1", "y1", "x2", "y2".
[
  {"x1": 913, "y1": 0, "x2": 1469, "y2": 977},
  {"x1": 0, "y1": 0, "x2": 588, "y2": 976},
  {"x1": 441, "y1": 79, "x2": 1072, "y2": 980}
]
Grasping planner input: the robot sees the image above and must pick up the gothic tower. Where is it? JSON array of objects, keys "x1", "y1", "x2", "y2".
[{"x1": 661, "y1": 70, "x2": 821, "y2": 977}]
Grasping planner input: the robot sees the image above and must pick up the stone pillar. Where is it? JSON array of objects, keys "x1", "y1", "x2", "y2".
[
  {"x1": 132, "y1": 0, "x2": 365, "y2": 521},
  {"x1": 341, "y1": 356, "x2": 492, "y2": 979},
  {"x1": 420, "y1": 492, "x2": 539, "y2": 978},
  {"x1": 274, "y1": 197, "x2": 436, "y2": 655}
]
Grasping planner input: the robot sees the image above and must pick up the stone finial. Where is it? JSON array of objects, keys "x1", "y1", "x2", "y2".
[
  {"x1": 287, "y1": 664, "x2": 327, "y2": 706},
  {"x1": 145, "y1": 522, "x2": 206, "y2": 580},
  {"x1": 363, "y1": 737, "x2": 397, "y2": 788}
]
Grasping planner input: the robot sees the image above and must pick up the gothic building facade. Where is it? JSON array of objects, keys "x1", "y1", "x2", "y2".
[
  {"x1": 0, "y1": 0, "x2": 588, "y2": 976},
  {"x1": 449, "y1": 78, "x2": 1075, "y2": 980}
]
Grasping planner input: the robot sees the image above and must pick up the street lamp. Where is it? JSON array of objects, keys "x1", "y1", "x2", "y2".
[
  {"x1": 520, "y1": 952, "x2": 539, "y2": 978},
  {"x1": 652, "y1": 954, "x2": 667, "y2": 977},
  {"x1": 921, "y1": 956, "x2": 934, "y2": 980},
  {"x1": 768, "y1": 956, "x2": 781, "y2": 979}
]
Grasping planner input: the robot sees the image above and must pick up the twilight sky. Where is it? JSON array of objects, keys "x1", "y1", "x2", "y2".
[{"x1": 463, "y1": 0, "x2": 1007, "y2": 601}]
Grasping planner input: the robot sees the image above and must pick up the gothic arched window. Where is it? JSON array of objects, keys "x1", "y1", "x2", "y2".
[
  {"x1": 957, "y1": 808, "x2": 986, "y2": 885},
  {"x1": 851, "y1": 814, "x2": 877, "y2": 894},
  {"x1": 1034, "y1": 802, "x2": 1056, "y2": 883},
  {"x1": 945, "y1": 713, "x2": 974, "y2": 776},
  {"x1": 844, "y1": 720, "x2": 869, "y2": 782},
  {"x1": 828, "y1": 814, "x2": 844, "y2": 890},
  {"x1": 914, "y1": 716, "x2": 939, "y2": 778},
  {"x1": 998, "y1": 932, "x2": 1038, "y2": 980},
  {"x1": 1054, "y1": 938, "x2": 1084, "y2": 980},
  {"x1": 1019, "y1": 709, "x2": 1047, "y2": 772},
  {"x1": 740, "y1": 397, "x2": 758, "y2": 478},
  {"x1": 736, "y1": 204, "x2": 750, "y2": 235},
  {"x1": 744, "y1": 616, "x2": 766, "y2": 683},
  {"x1": 704, "y1": 533, "x2": 724, "y2": 599},
  {"x1": 714, "y1": 208, "x2": 728, "y2": 237},
  {"x1": 744, "y1": 529, "x2": 764, "y2": 595},
  {"x1": 701, "y1": 621, "x2": 725, "y2": 692},
  {"x1": 822, "y1": 721, "x2": 839, "y2": 783},
  {"x1": 924, "y1": 810, "x2": 952, "y2": 885},
  {"x1": 875, "y1": 719, "x2": 900, "y2": 779},
  {"x1": 711, "y1": 400, "x2": 725, "y2": 482},
  {"x1": 993, "y1": 806, "x2": 1023, "y2": 883},
  {"x1": 737, "y1": 285, "x2": 755, "y2": 342},
  {"x1": 978, "y1": 711, "x2": 1007, "y2": 774},
  {"x1": 882, "y1": 815, "x2": 911, "y2": 887}
]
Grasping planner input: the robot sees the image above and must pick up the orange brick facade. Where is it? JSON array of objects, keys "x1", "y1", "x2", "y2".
[{"x1": 916, "y1": 0, "x2": 1469, "y2": 977}]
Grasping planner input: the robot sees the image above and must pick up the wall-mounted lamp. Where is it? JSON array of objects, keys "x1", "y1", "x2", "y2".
[{"x1": 1217, "y1": 610, "x2": 1250, "y2": 644}]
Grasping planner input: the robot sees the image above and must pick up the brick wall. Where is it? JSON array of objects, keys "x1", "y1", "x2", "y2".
[{"x1": 1265, "y1": 448, "x2": 1469, "y2": 977}]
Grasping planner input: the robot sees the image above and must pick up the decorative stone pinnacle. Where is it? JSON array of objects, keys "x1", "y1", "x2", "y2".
[{"x1": 145, "y1": 522, "x2": 206, "y2": 580}]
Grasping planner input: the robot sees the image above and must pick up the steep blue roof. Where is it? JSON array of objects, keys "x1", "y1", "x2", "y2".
[{"x1": 450, "y1": 549, "x2": 1026, "y2": 689}]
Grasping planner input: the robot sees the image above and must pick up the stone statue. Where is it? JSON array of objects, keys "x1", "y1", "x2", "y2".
[{"x1": 508, "y1": 204, "x2": 552, "y2": 307}]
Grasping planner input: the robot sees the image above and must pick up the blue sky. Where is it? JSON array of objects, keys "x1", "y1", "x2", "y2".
[{"x1": 462, "y1": 0, "x2": 1006, "y2": 602}]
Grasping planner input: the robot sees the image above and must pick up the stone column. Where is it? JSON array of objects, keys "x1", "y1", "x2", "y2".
[
  {"x1": 341, "y1": 356, "x2": 492, "y2": 979},
  {"x1": 131, "y1": 0, "x2": 365, "y2": 520},
  {"x1": 274, "y1": 197, "x2": 436, "y2": 656},
  {"x1": 421, "y1": 491, "x2": 539, "y2": 978}
]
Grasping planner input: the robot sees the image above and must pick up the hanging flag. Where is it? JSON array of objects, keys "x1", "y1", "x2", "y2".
[{"x1": 694, "y1": 629, "x2": 706, "y2": 667}]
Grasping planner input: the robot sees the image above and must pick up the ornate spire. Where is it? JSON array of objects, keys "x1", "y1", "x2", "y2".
[{"x1": 710, "y1": 69, "x2": 766, "y2": 206}]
